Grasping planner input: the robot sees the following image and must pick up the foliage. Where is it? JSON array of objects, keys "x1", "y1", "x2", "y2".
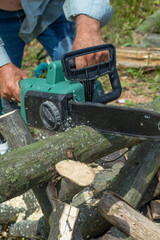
[{"x1": 102, "y1": 0, "x2": 160, "y2": 45}]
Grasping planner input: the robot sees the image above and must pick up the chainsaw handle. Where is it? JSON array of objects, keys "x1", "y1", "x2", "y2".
[
  {"x1": 62, "y1": 44, "x2": 115, "y2": 81},
  {"x1": 61, "y1": 44, "x2": 122, "y2": 104},
  {"x1": 93, "y1": 69, "x2": 122, "y2": 104}
]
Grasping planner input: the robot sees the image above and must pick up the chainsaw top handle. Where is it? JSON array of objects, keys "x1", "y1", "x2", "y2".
[{"x1": 61, "y1": 44, "x2": 122, "y2": 104}]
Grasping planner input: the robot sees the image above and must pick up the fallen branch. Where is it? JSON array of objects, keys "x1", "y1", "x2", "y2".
[{"x1": 116, "y1": 47, "x2": 160, "y2": 68}]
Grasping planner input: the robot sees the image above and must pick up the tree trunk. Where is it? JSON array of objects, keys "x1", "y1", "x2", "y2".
[{"x1": 99, "y1": 192, "x2": 160, "y2": 240}]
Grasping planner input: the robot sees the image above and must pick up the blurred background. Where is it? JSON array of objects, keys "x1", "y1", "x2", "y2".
[{"x1": 22, "y1": 0, "x2": 160, "y2": 107}]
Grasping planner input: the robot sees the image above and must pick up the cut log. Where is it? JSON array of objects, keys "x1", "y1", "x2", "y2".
[
  {"x1": 0, "y1": 110, "x2": 34, "y2": 149},
  {"x1": 99, "y1": 192, "x2": 160, "y2": 240},
  {"x1": 0, "y1": 111, "x2": 139, "y2": 203},
  {"x1": 48, "y1": 200, "x2": 79, "y2": 240},
  {"x1": 2, "y1": 97, "x2": 160, "y2": 239},
  {"x1": 110, "y1": 140, "x2": 160, "y2": 209},
  {"x1": 55, "y1": 160, "x2": 95, "y2": 187},
  {"x1": 9, "y1": 156, "x2": 160, "y2": 239},
  {"x1": 116, "y1": 47, "x2": 160, "y2": 68},
  {"x1": 150, "y1": 200, "x2": 160, "y2": 220}
]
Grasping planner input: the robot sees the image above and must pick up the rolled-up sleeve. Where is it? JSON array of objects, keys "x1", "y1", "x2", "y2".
[
  {"x1": 63, "y1": 0, "x2": 114, "y2": 27},
  {"x1": 0, "y1": 37, "x2": 11, "y2": 67}
]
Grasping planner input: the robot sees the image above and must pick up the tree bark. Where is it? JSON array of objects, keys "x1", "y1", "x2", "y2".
[
  {"x1": 110, "y1": 140, "x2": 160, "y2": 209},
  {"x1": 2, "y1": 97, "x2": 160, "y2": 239},
  {"x1": 0, "y1": 111, "x2": 139, "y2": 203},
  {"x1": 0, "y1": 110, "x2": 34, "y2": 149},
  {"x1": 99, "y1": 192, "x2": 160, "y2": 240}
]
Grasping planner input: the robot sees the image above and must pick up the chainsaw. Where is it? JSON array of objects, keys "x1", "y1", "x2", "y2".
[{"x1": 5, "y1": 44, "x2": 160, "y2": 139}]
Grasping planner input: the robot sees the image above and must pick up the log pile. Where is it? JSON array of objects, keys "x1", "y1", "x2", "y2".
[{"x1": 0, "y1": 97, "x2": 160, "y2": 240}]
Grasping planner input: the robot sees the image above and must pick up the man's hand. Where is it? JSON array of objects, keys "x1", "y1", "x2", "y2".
[
  {"x1": 73, "y1": 15, "x2": 109, "y2": 69},
  {"x1": 0, "y1": 63, "x2": 28, "y2": 102}
]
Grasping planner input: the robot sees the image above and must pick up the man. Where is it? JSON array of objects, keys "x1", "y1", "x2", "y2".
[
  {"x1": 0, "y1": 0, "x2": 113, "y2": 102},
  {"x1": 0, "y1": 0, "x2": 113, "y2": 154}
]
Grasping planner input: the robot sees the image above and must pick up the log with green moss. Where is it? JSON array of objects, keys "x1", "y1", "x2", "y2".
[
  {"x1": 1, "y1": 97, "x2": 160, "y2": 239},
  {"x1": 0, "y1": 111, "x2": 139, "y2": 203}
]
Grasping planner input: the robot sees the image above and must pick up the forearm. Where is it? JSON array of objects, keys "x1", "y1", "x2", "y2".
[
  {"x1": 0, "y1": 37, "x2": 11, "y2": 67},
  {"x1": 75, "y1": 14, "x2": 102, "y2": 48}
]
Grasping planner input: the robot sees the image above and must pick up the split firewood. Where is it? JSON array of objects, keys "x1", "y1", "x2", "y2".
[
  {"x1": 99, "y1": 192, "x2": 160, "y2": 240},
  {"x1": 9, "y1": 157, "x2": 125, "y2": 239},
  {"x1": 48, "y1": 200, "x2": 79, "y2": 240}
]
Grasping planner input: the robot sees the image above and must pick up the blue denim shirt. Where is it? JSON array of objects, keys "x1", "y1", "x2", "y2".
[{"x1": 0, "y1": 0, "x2": 113, "y2": 67}]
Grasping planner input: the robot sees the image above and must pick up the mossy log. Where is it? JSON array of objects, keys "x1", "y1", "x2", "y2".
[
  {"x1": 0, "y1": 111, "x2": 139, "y2": 203},
  {"x1": 1, "y1": 97, "x2": 160, "y2": 239}
]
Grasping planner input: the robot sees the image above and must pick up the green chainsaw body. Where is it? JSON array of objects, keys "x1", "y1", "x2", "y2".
[
  {"x1": 20, "y1": 60, "x2": 104, "y2": 125},
  {"x1": 6, "y1": 44, "x2": 160, "y2": 139}
]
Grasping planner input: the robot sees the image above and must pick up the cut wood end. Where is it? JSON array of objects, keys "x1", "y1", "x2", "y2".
[{"x1": 55, "y1": 160, "x2": 95, "y2": 187}]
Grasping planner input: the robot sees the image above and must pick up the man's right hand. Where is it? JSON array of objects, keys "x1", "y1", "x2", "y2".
[{"x1": 0, "y1": 63, "x2": 28, "y2": 102}]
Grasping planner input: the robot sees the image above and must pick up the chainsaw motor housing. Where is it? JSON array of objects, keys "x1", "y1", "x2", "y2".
[
  {"x1": 20, "y1": 60, "x2": 104, "y2": 130},
  {"x1": 20, "y1": 44, "x2": 121, "y2": 131}
]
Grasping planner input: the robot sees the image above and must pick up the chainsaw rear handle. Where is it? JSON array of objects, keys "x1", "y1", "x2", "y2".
[{"x1": 61, "y1": 44, "x2": 121, "y2": 104}]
